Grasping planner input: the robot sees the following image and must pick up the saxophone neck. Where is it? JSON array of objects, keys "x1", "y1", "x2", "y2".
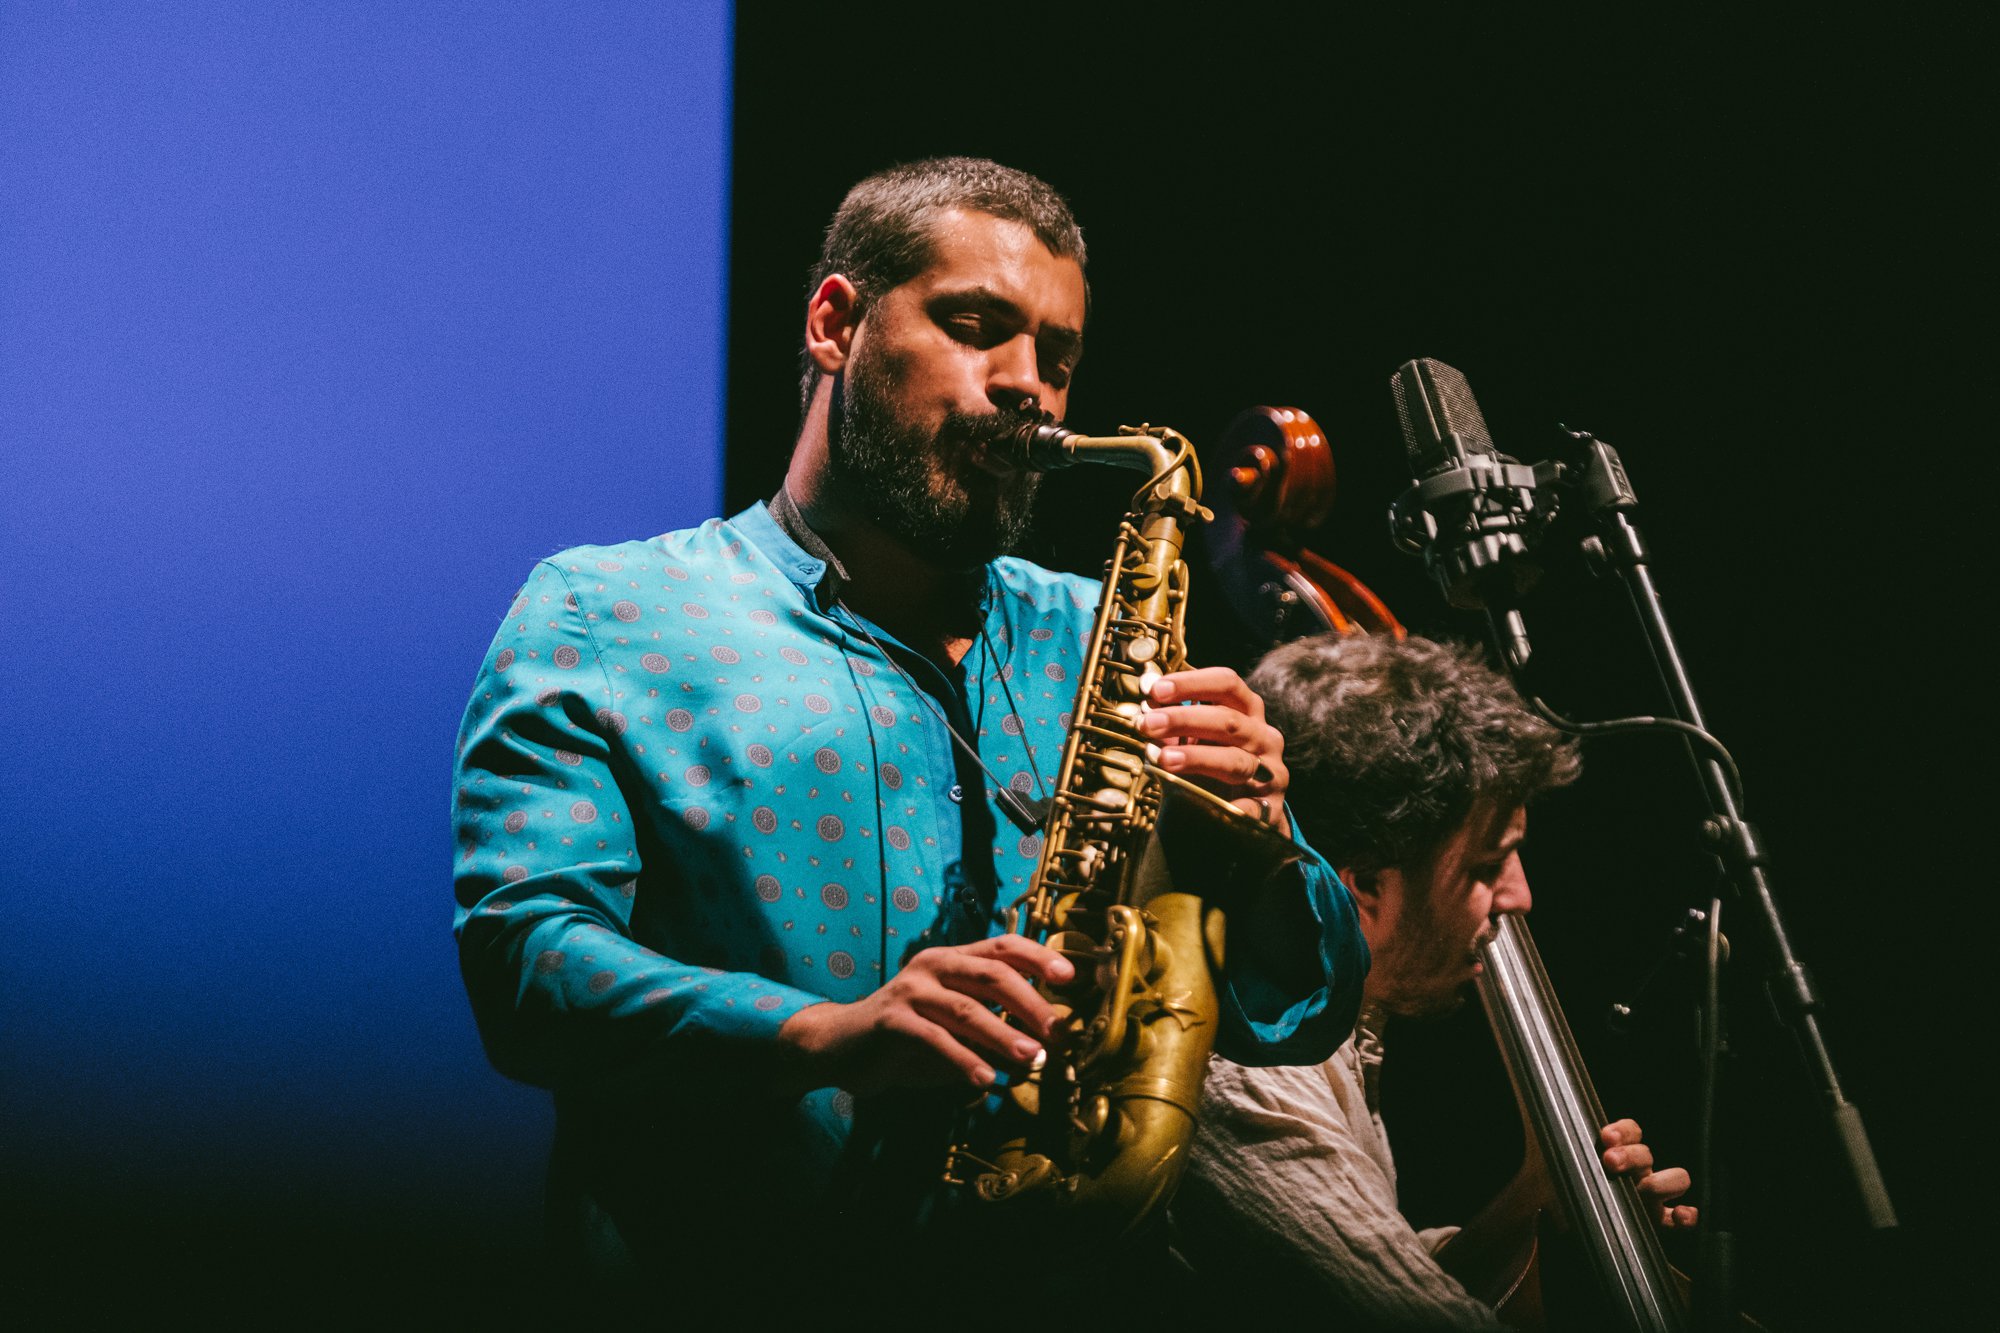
[{"x1": 1002, "y1": 421, "x2": 1193, "y2": 482}]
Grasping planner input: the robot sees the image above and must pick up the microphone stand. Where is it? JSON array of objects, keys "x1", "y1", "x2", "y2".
[{"x1": 1546, "y1": 430, "x2": 1898, "y2": 1331}]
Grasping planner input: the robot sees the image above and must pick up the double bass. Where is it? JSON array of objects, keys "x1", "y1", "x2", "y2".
[{"x1": 1206, "y1": 406, "x2": 1699, "y2": 1332}]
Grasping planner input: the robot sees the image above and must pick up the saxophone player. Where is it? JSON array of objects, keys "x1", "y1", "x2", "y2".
[
  {"x1": 1173, "y1": 632, "x2": 1696, "y2": 1327},
  {"x1": 451, "y1": 158, "x2": 1367, "y2": 1313}
]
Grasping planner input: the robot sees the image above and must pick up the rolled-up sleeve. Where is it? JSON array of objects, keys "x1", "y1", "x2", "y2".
[{"x1": 1213, "y1": 817, "x2": 1369, "y2": 1066}]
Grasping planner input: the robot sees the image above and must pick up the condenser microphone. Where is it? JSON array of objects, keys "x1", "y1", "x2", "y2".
[{"x1": 1388, "y1": 358, "x2": 1554, "y2": 613}]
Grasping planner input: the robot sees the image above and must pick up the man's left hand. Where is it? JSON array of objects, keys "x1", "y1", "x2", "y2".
[
  {"x1": 1144, "y1": 667, "x2": 1290, "y2": 837},
  {"x1": 1600, "y1": 1119, "x2": 1699, "y2": 1229}
]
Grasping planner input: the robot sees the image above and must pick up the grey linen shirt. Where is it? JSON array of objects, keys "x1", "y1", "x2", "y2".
[{"x1": 1171, "y1": 1012, "x2": 1510, "y2": 1329}]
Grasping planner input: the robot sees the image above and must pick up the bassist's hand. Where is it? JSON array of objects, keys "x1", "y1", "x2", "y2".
[{"x1": 1600, "y1": 1118, "x2": 1699, "y2": 1229}]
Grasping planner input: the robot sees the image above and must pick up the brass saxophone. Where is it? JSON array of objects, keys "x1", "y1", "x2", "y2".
[{"x1": 942, "y1": 421, "x2": 1302, "y2": 1239}]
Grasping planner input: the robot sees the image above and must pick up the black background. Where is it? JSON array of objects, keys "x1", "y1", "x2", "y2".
[{"x1": 730, "y1": 8, "x2": 1987, "y2": 1328}]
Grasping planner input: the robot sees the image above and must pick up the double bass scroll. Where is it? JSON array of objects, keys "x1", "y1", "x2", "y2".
[{"x1": 1207, "y1": 405, "x2": 1404, "y2": 644}]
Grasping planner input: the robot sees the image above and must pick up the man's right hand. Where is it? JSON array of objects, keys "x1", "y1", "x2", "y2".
[{"x1": 775, "y1": 935, "x2": 1074, "y2": 1097}]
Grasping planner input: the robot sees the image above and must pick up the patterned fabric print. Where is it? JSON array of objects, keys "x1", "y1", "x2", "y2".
[
  {"x1": 978, "y1": 559, "x2": 1093, "y2": 900},
  {"x1": 455, "y1": 533, "x2": 820, "y2": 1092},
  {"x1": 452, "y1": 507, "x2": 1096, "y2": 1105},
  {"x1": 453, "y1": 501, "x2": 1363, "y2": 1178}
]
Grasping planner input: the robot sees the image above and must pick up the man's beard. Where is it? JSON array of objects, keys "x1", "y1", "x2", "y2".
[
  {"x1": 827, "y1": 350, "x2": 1044, "y2": 570},
  {"x1": 1379, "y1": 920, "x2": 1491, "y2": 1020},
  {"x1": 1389, "y1": 985, "x2": 1472, "y2": 1022}
]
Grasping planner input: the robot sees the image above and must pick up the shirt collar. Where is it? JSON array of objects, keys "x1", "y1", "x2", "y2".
[
  {"x1": 737, "y1": 488, "x2": 1000, "y2": 627},
  {"x1": 736, "y1": 498, "x2": 983, "y2": 722},
  {"x1": 731, "y1": 493, "x2": 848, "y2": 609}
]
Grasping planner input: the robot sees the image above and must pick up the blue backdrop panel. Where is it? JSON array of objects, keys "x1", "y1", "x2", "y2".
[{"x1": 0, "y1": 3, "x2": 732, "y2": 1237}]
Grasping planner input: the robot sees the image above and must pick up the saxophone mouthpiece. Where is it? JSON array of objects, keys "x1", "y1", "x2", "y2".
[{"x1": 1001, "y1": 418, "x2": 1082, "y2": 471}]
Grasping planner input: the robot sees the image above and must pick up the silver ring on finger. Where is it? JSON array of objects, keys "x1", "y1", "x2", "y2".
[{"x1": 1256, "y1": 797, "x2": 1272, "y2": 824}]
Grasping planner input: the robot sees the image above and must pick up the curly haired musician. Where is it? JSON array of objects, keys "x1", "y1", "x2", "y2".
[{"x1": 1173, "y1": 633, "x2": 1695, "y2": 1327}]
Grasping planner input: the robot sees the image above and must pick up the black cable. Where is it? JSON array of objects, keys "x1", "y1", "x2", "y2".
[
  {"x1": 1527, "y1": 695, "x2": 1747, "y2": 813},
  {"x1": 833, "y1": 597, "x2": 1050, "y2": 835},
  {"x1": 983, "y1": 622, "x2": 1051, "y2": 801}
]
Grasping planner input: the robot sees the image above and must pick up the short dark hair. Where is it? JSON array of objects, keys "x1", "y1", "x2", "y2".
[
  {"x1": 798, "y1": 156, "x2": 1088, "y2": 413},
  {"x1": 1251, "y1": 634, "x2": 1581, "y2": 875}
]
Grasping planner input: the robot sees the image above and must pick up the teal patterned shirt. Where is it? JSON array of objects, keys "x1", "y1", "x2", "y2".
[{"x1": 451, "y1": 501, "x2": 1366, "y2": 1254}]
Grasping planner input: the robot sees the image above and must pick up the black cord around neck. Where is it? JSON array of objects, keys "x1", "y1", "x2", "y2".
[{"x1": 834, "y1": 597, "x2": 1050, "y2": 836}]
